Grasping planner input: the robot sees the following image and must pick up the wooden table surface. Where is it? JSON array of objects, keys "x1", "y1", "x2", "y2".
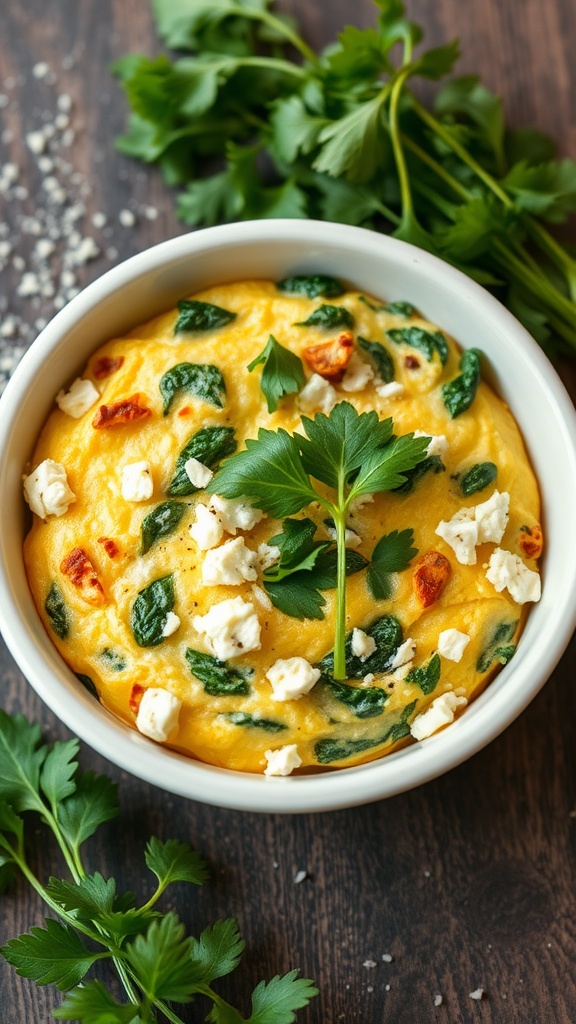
[{"x1": 1, "y1": 1, "x2": 575, "y2": 1021}]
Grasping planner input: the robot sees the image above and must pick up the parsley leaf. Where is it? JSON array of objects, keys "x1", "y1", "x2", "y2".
[
  {"x1": 367, "y1": 529, "x2": 418, "y2": 599},
  {"x1": 1, "y1": 919, "x2": 105, "y2": 990},
  {"x1": 297, "y1": 402, "x2": 393, "y2": 489},
  {"x1": 52, "y1": 980, "x2": 141, "y2": 1022},
  {"x1": 57, "y1": 772, "x2": 119, "y2": 852},
  {"x1": 245, "y1": 971, "x2": 319, "y2": 1024},
  {"x1": 189, "y1": 918, "x2": 245, "y2": 984},
  {"x1": 145, "y1": 837, "x2": 209, "y2": 890},
  {"x1": 265, "y1": 518, "x2": 330, "y2": 580},
  {"x1": 125, "y1": 912, "x2": 199, "y2": 1002},
  {"x1": 263, "y1": 578, "x2": 326, "y2": 621},
  {"x1": 247, "y1": 335, "x2": 305, "y2": 412}
]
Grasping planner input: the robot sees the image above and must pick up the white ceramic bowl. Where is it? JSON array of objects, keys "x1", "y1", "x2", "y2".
[{"x1": 1, "y1": 220, "x2": 575, "y2": 813}]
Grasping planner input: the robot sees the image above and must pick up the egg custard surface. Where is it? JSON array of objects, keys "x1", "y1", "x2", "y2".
[{"x1": 23, "y1": 277, "x2": 542, "y2": 774}]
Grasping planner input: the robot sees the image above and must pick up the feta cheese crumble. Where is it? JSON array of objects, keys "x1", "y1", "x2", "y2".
[
  {"x1": 413, "y1": 430, "x2": 448, "y2": 458},
  {"x1": 193, "y1": 596, "x2": 261, "y2": 659},
  {"x1": 264, "y1": 744, "x2": 302, "y2": 776},
  {"x1": 266, "y1": 657, "x2": 321, "y2": 702},
  {"x1": 437, "y1": 628, "x2": 471, "y2": 662},
  {"x1": 208, "y1": 494, "x2": 264, "y2": 534},
  {"x1": 410, "y1": 692, "x2": 468, "y2": 741},
  {"x1": 161, "y1": 612, "x2": 181, "y2": 638},
  {"x1": 201, "y1": 537, "x2": 258, "y2": 587},
  {"x1": 340, "y1": 351, "x2": 374, "y2": 392},
  {"x1": 485, "y1": 548, "x2": 541, "y2": 604},
  {"x1": 184, "y1": 457, "x2": 213, "y2": 490},
  {"x1": 390, "y1": 637, "x2": 416, "y2": 670},
  {"x1": 121, "y1": 462, "x2": 153, "y2": 502},
  {"x1": 23, "y1": 459, "x2": 75, "y2": 519},
  {"x1": 56, "y1": 377, "x2": 99, "y2": 418},
  {"x1": 435, "y1": 490, "x2": 510, "y2": 564},
  {"x1": 351, "y1": 628, "x2": 377, "y2": 661},
  {"x1": 256, "y1": 542, "x2": 281, "y2": 571},
  {"x1": 190, "y1": 503, "x2": 223, "y2": 550},
  {"x1": 375, "y1": 380, "x2": 404, "y2": 399},
  {"x1": 326, "y1": 525, "x2": 362, "y2": 548},
  {"x1": 298, "y1": 373, "x2": 338, "y2": 414},
  {"x1": 136, "y1": 688, "x2": 181, "y2": 743}
]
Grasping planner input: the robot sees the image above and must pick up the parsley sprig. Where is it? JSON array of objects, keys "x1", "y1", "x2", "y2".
[
  {"x1": 0, "y1": 711, "x2": 317, "y2": 1023},
  {"x1": 114, "y1": 0, "x2": 576, "y2": 361},
  {"x1": 208, "y1": 403, "x2": 428, "y2": 677}
]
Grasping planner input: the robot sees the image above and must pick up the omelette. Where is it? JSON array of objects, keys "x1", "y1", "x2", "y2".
[{"x1": 23, "y1": 277, "x2": 542, "y2": 774}]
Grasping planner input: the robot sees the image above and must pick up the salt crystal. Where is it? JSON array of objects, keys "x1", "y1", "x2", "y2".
[
  {"x1": 363, "y1": 960, "x2": 377, "y2": 969},
  {"x1": 434, "y1": 994, "x2": 443, "y2": 1006},
  {"x1": 17, "y1": 272, "x2": 40, "y2": 297},
  {"x1": 469, "y1": 988, "x2": 484, "y2": 1000},
  {"x1": 119, "y1": 208, "x2": 136, "y2": 227},
  {"x1": 382, "y1": 953, "x2": 393, "y2": 962},
  {"x1": 32, "y1": 62, "x2": 50, "y2": 79},
  {"x1": 26, "y1": 130, "x2": 46, "y2": 154},
  {"x1": 92, "y1": 211, "x2": 107, "y2": 229},
  {"x1": 293, "y1": 870, "x2": 308, "y2": 884}
]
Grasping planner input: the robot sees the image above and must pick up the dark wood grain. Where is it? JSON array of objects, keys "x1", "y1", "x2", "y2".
[{"x1": 0, "y1": 2, "x2": 575, "y2": 1022}]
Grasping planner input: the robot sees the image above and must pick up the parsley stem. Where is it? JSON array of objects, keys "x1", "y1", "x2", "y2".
[
  {"x1": 234, "y1": 55, "x2": 307, "y2": 80},
  {"x1": 240, "y1": 6, "x2": 317, "y2": 64},
  {"x1": 389, "y1": 67, "x2": 416, "y2": 224},
  {"x1": 526, "y1": 220, "x2": 576, "y2": 302},
  {"x1": 332, "y1": 502, "x2": 349, "y2": 681}
]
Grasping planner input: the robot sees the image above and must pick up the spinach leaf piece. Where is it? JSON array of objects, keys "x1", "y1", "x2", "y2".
[
  {"x1": 314, "y1": 700, "x2": 417, "y2": 764},
  {"x1": 358, "y1": 336, "x2": 395, "y2": 382},
  {"x1": 247, "y1": 335, "x2": 305, "y2": 413},
  {"x1": 185, "y1": 648, "x2": 251, "y2": 696},
  {"x1": 359, "y1": 296, "x2": 416, "y2": 317},
  {"x1": 45, "y1": 582, "x2": 69, "y2": 640},
  {"x1": 100, "y1": 649, "x2": 126, "y2": 672},
  {"x1": 392, "y1": 455, "x2": 445, "y2": 495},
  {"x1": 406, "y1": 654, "x2": 441, "y2": 695},
  {"x1": 131, "y1": 575, "x2": 175, "y2": 648},
  {"x1": 386, "y1": 326, "x2": 449, "y2": 365},
  {"x1": 174, "y1": 299, "x2": 236, "y2": 335},
  {"x1": 367, "y1": 529, "x2": 418, "y2": 600},
  {"x1": 75, "y1": 674, "x2": 99, "y2": 701},
  {"x1": 295, "y1": 304, "x2": 354, "y2": 330},
  {"x1": 277, "y1": 275, "x2": 344, "y2": 298},
  {"x1": 460, "y1": 461, "x2": 497, "y2": 496},
  {"x1": 476, "y1": 620, "x2": 518, "y2": 672},
  {"x1": 442, "y1": 348, "x2": 482, "y2": 418},
  {"x1": 320, "y1": 614, "x2": 404, "y2": 680},
  {"x1": 159, "y1": 362, "x2": 226, "y2": 414},
  {"x1": 141, "y1": 500, "x2": 187, "y2": 554},
  {"x1": 168, "y1": 426, "x2": 236, "y2": 496},
  {"x1": 324, "y1": 679, "x2": 390, "y2": 718},
  {"x1": 221, "y1": 712, "x2": 287, "y2": 732}
]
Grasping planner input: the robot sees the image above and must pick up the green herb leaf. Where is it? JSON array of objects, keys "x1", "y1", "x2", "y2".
[
  {"x1": 386, "y1": 326, "x2": 448, "y2": 365},
  {"x1": 168, "y1": 425, "x2": 237, "y2": 496},
  {"x1": 45, "y1": 582, "x2": 70, "y2": 640},
  {"x1": 40, "y1": 739, "x2": 79, "y2": 812},
  {"x1": 221, "y1": 712, "x2": 288, "y2": 733},
  {"x1": 314, "y1": 700, "x2": 417, "y2": 764},
  {"x1": 320, "y1": 614, "x2": 404, "y2": 680},
  {"x1": 476, "y1": 620, "x2": 518, "y2": 672},
  {"x1": 100, "y1": 648, "x2": 127, "y2": 672},
  {"x1": 75, "y1": 674, "x2": 99, "y2": 701},
  {"x1": 0, "y1": 800, "x2": 24, "y2": 842},
  {"x1": 276, "y1": 274, "x2": 344, "y2": 298},
  {"x1": 392, "y1": 455, "x2": 445, "y2": 495},
  {"x1": 160, "y1": 362, "x2": 226, "y2": 413},
  {"x1": 357, "y1": 336, "x2": 395, "y2": 382},
  {"x1": 385, "y1": 301, "x2": 416, "y2": 317},
  {"x1": 130, "y1": 574, "x2": 175, "y2": 647},
  {"x1": 46, "y1": 873, "x2": 117, "y2": 921},
  {"x1": 406, "y1": 654, "x2": 441, "y2": 695},
  {"x1": 207, "y1": 427, "x2": 317, "y2": 518},
  {"x1": 297, "y1": 402, "x2": 393, "y2": 490},
  {"x1": 324, "y1": 678, "x2": 390, "y2": 718},
  {"x1": 442, "y1": 348, "x2": 482, "y2": 418},
  {"x1": 185, "y1": 648, "x2": 251, "y2": 696},
  {"x1": 247, "y1": 335, "x2": 305, "y2": 413},
  {"x1": 125, "y1": 911, "x2": 197, "y2": 1003},
  {"x1": 57, "y1": 772, "x2": 119, "y2": 851},
  {"x1": 189, "y1": 918, "x2": 245, "y2": 984},
  {"x1": 174, "y1": 299, "x2": 236, "y2": 334},
  {"x1": 145, "y1": 836, "x2": 209, "y2": 888},
  {"x1": 141, "y1": 500, "x2": 187, "y2": 554},
  {"x1": 460, "y1": 461, "x2": 498, "y2": 496},
  {"x1": 264, "y1": 517, "x2": 329, "y2": 581},
  {"x1": 270, "y1": 96, "x2": 329, "y2": 164},
  {"x1": 1, "y1": 919, "x2": 103, "y2": 990},
  {"x1": 245, "y1": 970, "x2": 319, "y2": 1024},
  {"x1": 435, "y1": 74, "x2": 504, "y2": 168},
  {"x1": 367, "y1": 529, "x2": 418, "y2": 599},
  {"x1": 295, "y1": 304, "x2": 354, "y2": 330},
  {"x1": 349, "y1": 433, "x2": 430, "y2": 499},
  {"x1": 503, "y1": 159, "x2": 576, "y2": 222},
  {"x1": 313, "y1": 93, "x2": 389, "y2": 183},
  {"x1": 263, "y1": 578, "x2": 326, "y2": 621},
  {"x1": 311, "y1": 548, "x2": 369, "y2": 588},
  {"x1": 52, "y1": 980, "x2": 141, "y2": 1022},
  {"x1": 0, "y1": 711, "x2": 47, "y2": 813}
]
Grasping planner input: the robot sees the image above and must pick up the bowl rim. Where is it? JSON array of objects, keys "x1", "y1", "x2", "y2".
[{"x1": 1, "y1": 218, "x2": 575, "y2": 814}]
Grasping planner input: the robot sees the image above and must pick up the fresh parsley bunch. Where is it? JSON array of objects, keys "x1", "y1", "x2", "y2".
[
  {"x1": 207, "y1": 401, "x2": 428, "y2": 678},
  {"x1": 0, "y1": 710, "x2": 317, "y2": 1022},
  {"x1": 113, "y1": 0, "x2": 576, "y2": 361}
]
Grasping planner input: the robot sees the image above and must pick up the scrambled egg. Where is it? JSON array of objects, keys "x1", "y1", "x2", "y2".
[{"x1": 23, "y1": 279, "x2": 542, "y2": 773}]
